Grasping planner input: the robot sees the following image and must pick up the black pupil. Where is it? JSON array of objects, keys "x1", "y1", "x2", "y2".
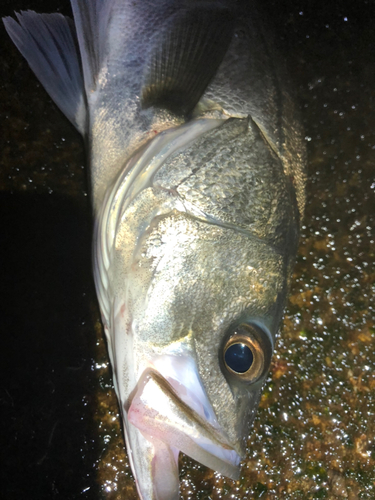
[{"x1": 225, "y1": 343, "x2": 253, "y2": 374}]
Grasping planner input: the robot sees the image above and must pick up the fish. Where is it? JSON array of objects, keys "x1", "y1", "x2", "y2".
[{"x1": 3, "y1": 1, "x2": 306, "y2": 499}]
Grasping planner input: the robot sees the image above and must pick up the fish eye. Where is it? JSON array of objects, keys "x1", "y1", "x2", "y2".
[
  {"x1": 223, "y1": 324, "x2": 266, "y2": 382},
  {"x1": 224, "y1": 342, "x2": 253, "y2": 373}
]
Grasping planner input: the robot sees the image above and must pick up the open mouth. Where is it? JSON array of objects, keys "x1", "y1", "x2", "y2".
[{"x1": 127, "y1": 356, "x2": 242, "y2": 481}]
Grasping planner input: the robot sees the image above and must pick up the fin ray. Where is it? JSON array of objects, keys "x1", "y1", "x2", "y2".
[
  {"x1": 3, "y1": 11, "x2": 86, "y2": 134},
  {"x1": 70, "y1": 0, "x2": 115, "y2": 93},
  {"x1": 141, "y1": 6, "x2": 235, "y2": 116}
]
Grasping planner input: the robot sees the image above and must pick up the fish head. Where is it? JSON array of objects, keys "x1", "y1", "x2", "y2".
[
  {"x1": 128, "y1": 215, "x2": 282, "y2": 443},
  {"x1": 98, "y1": 117, "x2": 300, "y2": 499}
]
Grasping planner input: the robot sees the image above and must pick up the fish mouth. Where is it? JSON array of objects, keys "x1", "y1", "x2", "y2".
[{"x1": 127, "y1": 355, "x2": 242, "y2": 481}]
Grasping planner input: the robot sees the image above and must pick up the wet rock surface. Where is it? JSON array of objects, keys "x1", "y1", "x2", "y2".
[{"x1": 1, "y1": 1, "x2": 374, "y2": 499}]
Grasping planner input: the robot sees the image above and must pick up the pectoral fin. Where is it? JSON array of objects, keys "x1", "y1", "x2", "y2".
[
  {"x1": 70, "y1": 0, "x2": 114, "y2": 93},
  {"x1": 141, "y1": 6, "x2": 235, "y2": 116}
]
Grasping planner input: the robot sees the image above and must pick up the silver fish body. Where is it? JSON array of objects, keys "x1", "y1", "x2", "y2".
[{"x1": 4, "y1": 1, "x2": 306, "y2": 499}]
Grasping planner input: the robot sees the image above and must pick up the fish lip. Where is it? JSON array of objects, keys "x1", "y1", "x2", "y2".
[
  {"x1": 131, "y1": 367, "x2": 233, "y2": 446},
  {"x1": 127, "y1": 362, "x2": 242, "y2": 480}
]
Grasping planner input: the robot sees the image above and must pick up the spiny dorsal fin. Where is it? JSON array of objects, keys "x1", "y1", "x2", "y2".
[
  {"x1": 141, "y1": 6, "x2": 235, "y2": 117},
  {"x1": 3, "y1": 11, "x2": 86, "y2": 134}
]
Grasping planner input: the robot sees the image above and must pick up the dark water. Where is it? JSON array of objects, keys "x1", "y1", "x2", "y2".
[{"x1": 1, "y1": 1, "x2": 374, "y2": 499}]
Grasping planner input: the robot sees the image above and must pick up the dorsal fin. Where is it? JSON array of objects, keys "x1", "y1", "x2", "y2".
[
  {"x1": 141, "y1": 6, "x2": 235, "y2": 117},
  {"x1": 3, "y1": 11, "x2": 86, "y2": 134}
]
